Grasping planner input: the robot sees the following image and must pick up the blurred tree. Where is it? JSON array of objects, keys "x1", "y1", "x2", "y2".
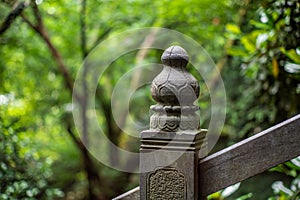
[
  {"x1": 225, "y1": 0, "x2": 300, "y2": 140},
  {"x1": 223, "y1": 0, "x2": 300, "y2": 198},
  {"x1": 0, "y1": 0, "x2": 239, "y2": 198},
  {"x1": 1, "y1": 0, "x2": 298, "y2": 199},
  {"x1": 0, "y1": 95, "x2": 64, "y2": 199}
]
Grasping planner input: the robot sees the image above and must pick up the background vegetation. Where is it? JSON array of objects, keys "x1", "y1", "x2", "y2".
[{"x1": 0, "y1": 0, "x2": 299, "y2": 199}]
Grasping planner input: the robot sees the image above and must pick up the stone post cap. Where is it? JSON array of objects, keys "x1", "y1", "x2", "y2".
[
  {"x1": 161, "y1": 46, "x2": 189, "y2": 67},
  {"x1": 149, "y1": 46, "x2": 200, "y2": 132},
  {"x1": 151, "y1": 46, "x2": 199, "y2": 106}
]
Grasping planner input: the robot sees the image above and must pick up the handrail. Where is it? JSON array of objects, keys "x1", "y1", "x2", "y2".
[
  {"x1": 199, "y1": 114, "x2": 300, "y2": 197},
  {"x1": 113, "y1": 114, "x2": 300, "y2": 199}
]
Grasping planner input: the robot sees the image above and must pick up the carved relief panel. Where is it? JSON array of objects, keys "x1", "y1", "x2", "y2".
[{"x1": 147, "y1": 167, "x2": 186, "y2": 200}]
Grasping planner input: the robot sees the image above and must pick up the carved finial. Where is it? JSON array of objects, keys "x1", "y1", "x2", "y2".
[
  {"x1": 150, "y1": 46, "x2": 200, "y2": 132},
  {"x1": 161, "y1": 46, "x2": 189, "y2": 67}
]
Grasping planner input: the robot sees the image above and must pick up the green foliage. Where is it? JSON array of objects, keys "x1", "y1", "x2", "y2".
[
  {"x1": 268, "y1": 177, "x2": 300, "y2": 200},
  {"x1": 208, "y1": 182, "x2": 253, "y2": 200},
  {"x1": 223, "y1": 0, "x2": 300, "y2": 141},
  {"x1": 0, "y1": 98, "x2": 63, "y2": 199},
  {"x1": 222, "y1": 0, "x2": 300, "y2": 198},
  {"x1": 0, "y1": 0, "x2": 299, "y2": 199},
  {"x1": 268, "y1": 157, "x2": 300, "y2": 199}
]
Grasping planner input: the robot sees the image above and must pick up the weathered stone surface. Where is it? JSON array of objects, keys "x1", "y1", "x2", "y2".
[
  {"x1": 115, "y1": 115, "x2": 300, "y2": 199},
  {"x1": 140, "y1": 146, "x2": 200, "y2": 199},
  {"x1": 140, "y1": 130, "x2": 207, "y2": 152},
  {"x1": 148, "y1": 168, "x2": 186, "y2": 200},
  {"x1": 151, "y1": 46, "x2": 199, "y2": 106},
  {"x1": 149, "y1": 45, "x2": 200, "y2": 132},
  {"x1": 140, "y1": 46, "x2": 207, "y2": 200}
]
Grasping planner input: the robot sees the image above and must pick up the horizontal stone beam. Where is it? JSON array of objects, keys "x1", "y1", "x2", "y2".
[
  {"x1": 199, "y1": 114, "x2": 300, "y2": 197},
  {"x1": 112, "y1": 114, "x2": 300, "y2": 199}
]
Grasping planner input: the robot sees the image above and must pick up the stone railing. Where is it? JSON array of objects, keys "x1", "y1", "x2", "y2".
[{"x1": 113, "y1": 46, "x2": 300, "y2": 200}]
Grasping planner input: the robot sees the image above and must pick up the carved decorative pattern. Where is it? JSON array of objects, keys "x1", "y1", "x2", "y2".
[
  {"x1": 147, "y1": 168, "x2": 186, "y2": 200},
  {"x1": 151, "y1": 67, "x2": 199, "y2": 106},
  {"x1": 150, "y1": 112, "x2": 199, "y2": 131},
  {"x1": 149, "y1": 46, "x2": 200, "y2": 132}
]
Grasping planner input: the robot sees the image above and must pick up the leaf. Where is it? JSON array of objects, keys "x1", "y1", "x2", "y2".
[
  {"x1": 236, "y1": 193, "x2": 253, "y2": 200},
  {"x1": 207, "y1": 191, "x2": 221, "y2": 199},
  {"x1": 291, "y1": 156, "x2": 300, "y2": 168},
  {"x1": 241, "y1": 36, "x2": 256, "y2": 53},
  {"x1": 226, "y1": 23, "x2": 241, "y2": 34},
  {"x1": 243, "y1": 62, "x2": 259, "y2": 79},
  {"x1": 269, "y1": 164, "x2": 288, "y2": 173},
  {"x1": 272, "y1": 58, "x2": 279, "y2": 78},
  {"x1": 227, "y1": 47, "x2": 248, "y2": 57},
  {"x1": 221, "y1": 182, "x2": 241, "y2": 198},
  {"x1": 250, "y1": 20, "x2": 272, "y2": 30},
  {"x1": 256, "y1": 33, "x2": 269, "y2": 48},
  {"x1": 284, "y1": 62, "x2": 300, "y2": 74},
  {"x1": 272, "y1": 181, "x2": 293, "y2": 196},
  {"x1": 280, "y1": 48, "x2": 300, "y2": 64},
  {"x1": 285, "y1": 156, "x2": 300, "y2": 170}
]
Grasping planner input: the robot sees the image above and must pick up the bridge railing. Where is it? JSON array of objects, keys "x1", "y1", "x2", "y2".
[{"x1": 113, "y1": 46, "x2": 300, "y2": 200}]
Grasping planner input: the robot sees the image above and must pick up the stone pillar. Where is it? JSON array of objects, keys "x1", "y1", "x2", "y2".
[{"x1": 140, "y1": 46, "x2": 207, "y2": 200}]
